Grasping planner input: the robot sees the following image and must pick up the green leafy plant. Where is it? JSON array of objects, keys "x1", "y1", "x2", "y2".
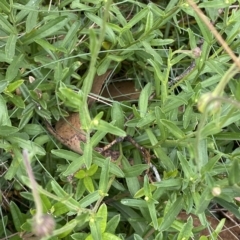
[{"x1": 1, "y1": 0, "x2": 240, "y2": 239}]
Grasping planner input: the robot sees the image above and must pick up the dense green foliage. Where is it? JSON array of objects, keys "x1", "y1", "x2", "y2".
[{"x1": 1, "y1": 0, "x2": 240, "y2": 239}]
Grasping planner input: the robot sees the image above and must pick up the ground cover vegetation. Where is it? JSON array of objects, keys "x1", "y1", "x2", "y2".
[{"x1": 1, "y1": 0, "x2": 240, "y2": 239}]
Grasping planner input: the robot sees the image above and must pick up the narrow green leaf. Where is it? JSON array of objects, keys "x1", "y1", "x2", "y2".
[
  {"x1": 110, "y1": 4, "x2": 127, "y2": 26},
  {"x1": 111, "y1": 102, "x2": 124, "y2": 129},
  {"x1": 84, "y1": 176, "x2": 95, "y2": 193},
  {"x1": 110, "y1": 202, "x2": 146, "y2": 235},
  {"x1": 152, "y1": 6, "x2": 179, "y2": 29},
  {"x1": 72, "y1": 233, "x2": 88, "y2": 240},
  {"x1": 0, "y1": 216, "x2": 8, "y2": 236},
  {"x1": 214, "y1": 198, "x2": 240, "y2": 219},
  {"x1": 93, "y1": 157, "x2": 124, "y2": 178},
  {"x1": 136, "y1": 112, "x2": 155, "y2": 128},
  {"x1": 9, "y1": 201, "x2": 27, "y2": 231},
  {"x1": 199, "y1": 1, "x2": 231, "y2": 8},
  {"x1": 150, "y1": 39, "x2": 174, "y2": 46},
  {"x1": 212, "y1": 218, "x2": 225, "y2": 238},
  {"x1": 102, "y1": 232, "x2": 122, "y2": 240},
  {"x1": 106, "y1": 214, "x2": 120, "y2": 234},
  {"x1": 183, "y1": 105, "x2": 193, "y2": 129},
  {"x1": 199, "y1": 236, "x2": 208, "y2": 240},
  {"x1": 92, "y1": 120, "x2": 126, "y2": 137},
  {"x1": 165, "y1": 0, "x2": 179, "y2": 11},
  {"x1": 74, "y1": 169, "x2": 86, "y2": 179},
  {"x1": 91, "y1": 128, "x2": 108, "y2": 148},
  {"x1": 0, "y1": 0, "x2": 10, "y2": 13},
  {"x1": 139, "y1": 83, "x2": 152, "y2": 118},
  {"x1": 87, "y1": 164, "x2": 98, "y2": 176},
  {"x1": 220, "y1": 109, "x2": 240, "y2": 128},
  {"x1": 99, "y1": 158, "x2": 110, "y2": 193},
  {"x1": 177, "y1": 151, "x2": 194, "y2": 179},
  {"x1": 6, "y1": 80, "x2": 24, "y2": 93},
  {"x1": 162, "y1": 94, "x2": 190, "y2": 113},
  {"x1": 50, "y1": 181, "x2": 78, "y2": 206},
  {"x1": 134, "y1": 234, "x2": 144, "y2": 240},
  {"x1": 40, "y1": 194, "x2": 52, "y2": 213},
  {"x1": 196, "y1": 188, "x2": 212, "y2": 214},
  {"x1": 158, "y1": 196, "x2": 184, "y2": 231},
  {"x1": 153, "y1": 179, "x2": 182, "y2": 189},
  {"x1": 134, "y1": 185, "x2": 157, "y2": 199},
  {"x1": 142, "y1": 41, "x2": 163, "y2": 65},
  {"x1": 8, "y1": 95, "x2": 25, "y2": 109},
  {"x1": 97, "y1": 204, "x2": 107, "y2": 233},
  {"x1": 61, "y1": 20, "x2": 81, "y2": 49},
  {"x1": 79, "y1": 191, "x2": 100, "y2": 208},
  {"x1": 59, "y1": 87, "x2": 82, "y2": 108},
  {"x1": 201, "y1": 121, "x2": 221, "y2": 138},
  {"x1": 5, "y1": 33, "x2": 17, "y2": 60},
  {"x1": 6, "y1": 54, "x2": 24, "y2": 82},
  {"x1": 108, "y1": 52, "x2": 133, "y2": 62},
  {"x1": 26, "y1": 10, "x2": 39, "y2": 33},
  {"x1": 188, "y1": 28, "x2": 197, "y2": 49},
  {"x1": 18, "y1": 109, "x2": 33, "y2": 129},
  {"x1": 78, "y1": 90, "x2": 91, "y2": 130},
  {"x1": 89, "y1": 217, "x2": 102, "y2": 240},
  {"x1": 147, "y1": 199, "x2": 158, "y2": 229},
  {"x1": 4, "y1": 148, "x2": 22, "y2": 180},
  {"x1": 0, "y1": 14, "x2": 17, "y2": 33},
  {"x1": 177, "y1": 216, "x2": 193, "y2": 240},
  {"x1": 97, "y1": 57, "x2": 111, "y2": 76},
  {"x1": 122, "y1": 157, "x2": 140, "y2": 196},
  {"x1": 75, "y1": 179, "x2": 85, "y2": 200},
  {"x1": 71, "y1": 1, "x2": 98, "y2": 11},
  {"x1": 0, "y1": 95, "x2": 11, "y2": 125},
  {"x1": 82, "y1": 68, "x2": 96, "y2": 104},
  {"x1": 0, "y1": 126, "x2": 19, "y2": 136},
  {"x1": 124, "y1": 8, "x2": 148, "y2": 29},
  {"x1": 197, "y1": 139, "x2": 208, "y2": 168},
  {"x1": 228, "y1": 159, "x2": 240, "y2": 186},
  {"x1": 51, "y1": 149, "x2": 82, "y2": 162},
  {"x1": 107, "y1": 22, "x2": 123, "y2": 33},
  {"x1": 121, "y1": 199, "x2": 147, "y2": 208},
  {"x1": 35, "y1": 108, "x2": 51, "y2": 119},
  {"x1": 63, "y1": 156, "x2": 85, "y2": 176},
  {"x1": 83, "y1": 140, "x2": 93, "y2": 169},
  {"x1": 194, "y1": 14, "x2": 213, "y2": 43},
  {"x1": 155, "y1": 106, "x2": 167, "y2": 140},
  {"x1": 143, "y1": 175, "x2": 152, "y2": 198},
  {"x1": 201, "y1": 154, "x2": 221, "y2": 175},
  {"x1": 145, "y1": 128, "x2": 175, "y2": 170},
  {"x1": 89, "y1": 27, "x2": 98, "y2": 56},
  {"x1": 123, "y1": 164, "x2": 149, "y2": 178},
  {"x1": 15, "y1": 0, "x2": 42, "y2": 23},
  {"x1": 85, "y1": 12, "x2": 116, "y2": 44},
  {"x1": 0, "y1": 80, "x2": 9, "y2": 93},
  {"x1": 21, "y1": 16, "x2": 68, "y2": 45},
  {"x1": 160, "y1": 119, "x2": 185, "y2": 139},
  {"x1": 35, "y1": 39, "x2": 65, "y2": 53},
  {"x1": 147, "y1": 58, "x2": 164, "y2": 97},
  {"x1": 53, "y1": 219, "x2": 77, "y2": 238},
  {"x1": 144, "y1": 10, "x2": 153, "y2": 34}
]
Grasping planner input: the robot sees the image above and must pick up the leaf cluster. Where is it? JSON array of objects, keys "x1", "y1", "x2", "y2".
[{"x1": 1, "y1": 0, "x2": 240, "y2": 240}]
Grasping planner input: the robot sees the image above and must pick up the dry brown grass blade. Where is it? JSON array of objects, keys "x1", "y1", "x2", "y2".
[
  {"x1": 45, "y1": 113, "x2": 85, "y2": 154},
  {"x1": 101, "y1": 80, "x2": 141, "y2": 101},
  {"x1": 88, "y1": 70, "x2": 112, "y2": 106}
]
